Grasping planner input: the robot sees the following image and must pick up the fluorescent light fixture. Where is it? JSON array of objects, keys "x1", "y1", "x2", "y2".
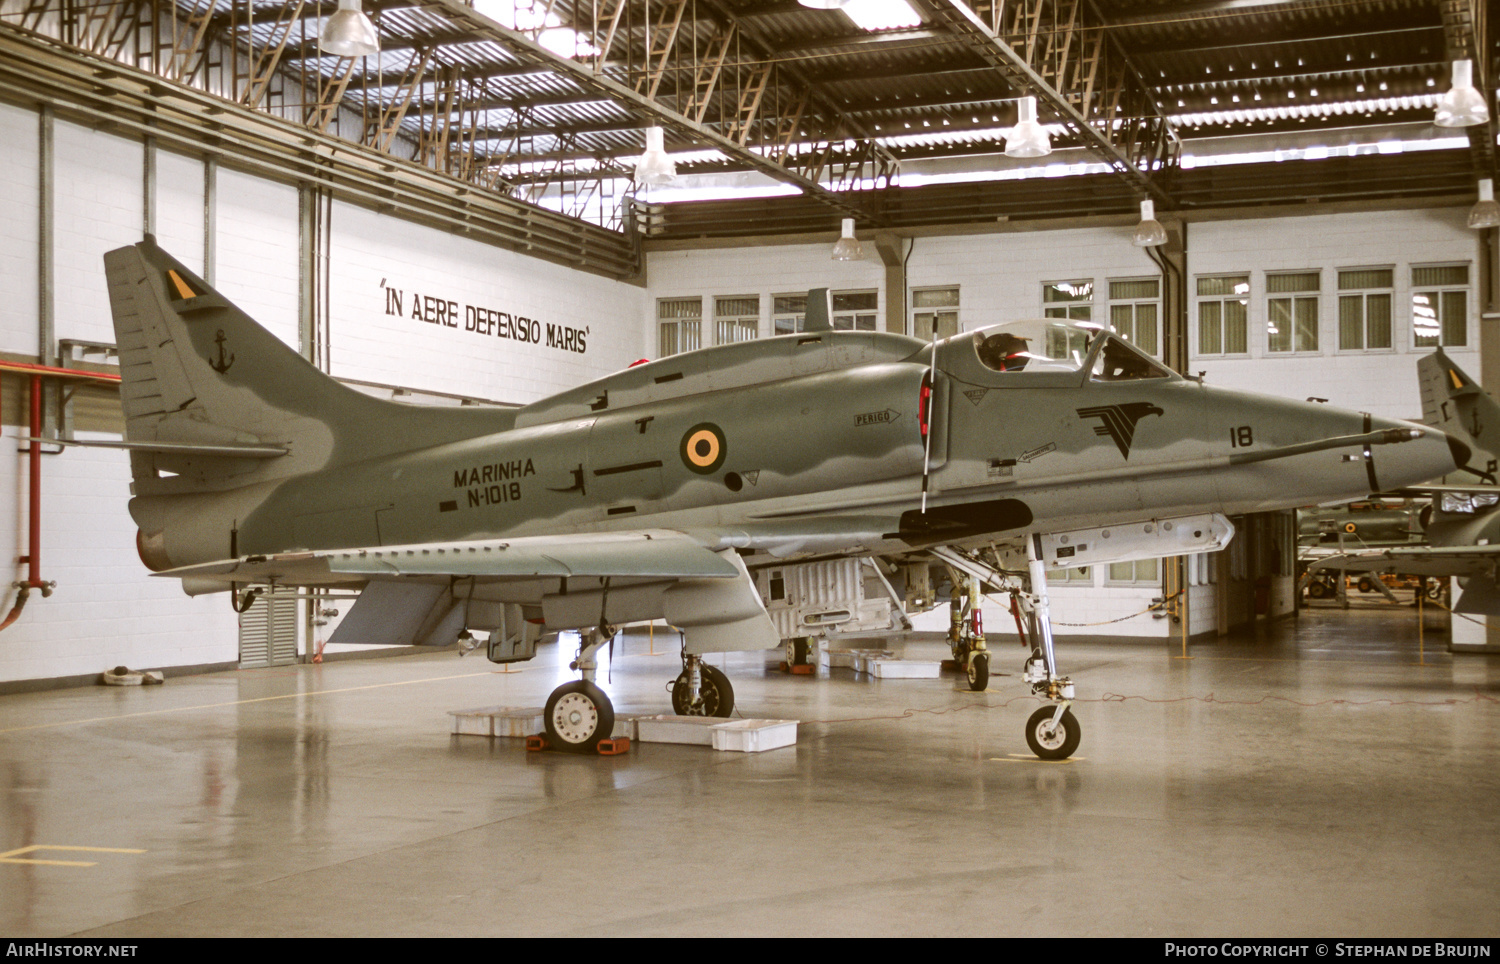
[
  {"x1": 1435, "y1": 59, "x2": 1489, "y2": 128},
  {"x1": 1005, "y1": 96, "x2": 1051, "y2": 158},
  {"x1": 831, "y1": 218, "x2": 864, "y2": 260},
  {"x1": 322, "y1": 0, "x2": 380, "y2": 58},
  {"x1": 1132, "y1": 199, "x2": 1168, "y2": 247},
  {"x1": 634, "y1": 126, "x2": 677, "y2": 186},
  {"x1": 798, "y1": 0, "x2": 853, "y2": 9},
  {"x1": 1469, "y1": 178, "x2": 1500, "y2": 229},
  {"x1": 840, "y1": 0, "x2": 921, "y2": 30}
]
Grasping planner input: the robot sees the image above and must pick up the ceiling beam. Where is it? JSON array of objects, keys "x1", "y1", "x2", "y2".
[
  {"x1": 408, "y1": 0, "x2": 891, "y2": 223},
  {"x1": 905, "y1": 0, "x2": 1175, "y2": 203}
]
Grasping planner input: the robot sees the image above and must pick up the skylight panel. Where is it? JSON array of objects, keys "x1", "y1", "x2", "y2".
[{"x1": 841, "y1": 0, "x2": 922, "y2": 32}]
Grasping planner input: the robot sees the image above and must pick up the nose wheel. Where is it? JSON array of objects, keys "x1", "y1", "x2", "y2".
[{"x1": 1025, "y1": 706, "x2": 1081, "y2": 761}]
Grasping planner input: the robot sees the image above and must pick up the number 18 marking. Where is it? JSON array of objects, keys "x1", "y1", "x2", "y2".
[{"x1": 1230, "y1": 426, "x2": 1253, "y2": 448}]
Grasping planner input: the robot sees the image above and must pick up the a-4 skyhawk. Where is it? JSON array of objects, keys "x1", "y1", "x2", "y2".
[
  {"x1": 1302, "y1": 349, "x2": 1500, "y2": 614},
  {"x1": 96, "y1": 239, "x2": 1464, "y2": 758}
]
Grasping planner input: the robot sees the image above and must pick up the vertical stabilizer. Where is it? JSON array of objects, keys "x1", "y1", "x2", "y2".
[
  {"x1": 104, "y1": 238, "x2": 515, "y2": 497},
  {"x1": 1418, "y1": 348, "x2": 1500, "y2": 478}
]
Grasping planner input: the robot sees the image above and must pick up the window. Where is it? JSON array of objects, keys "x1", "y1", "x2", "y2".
[
  {"x1": 1197, "y1": 274, "x2": 1249, "y2": 355},
  {"x1": 1043, "y1": 280, "x2": 1093, "y2": 321},
  {"x1": 1266, "y1": 271, "x2": 1320, "y2": 353},
  {"x1": 715, "y1": 296, "x2": 759, "y2": 345},
  {"x1": 1057, "y1": 566, "x2": 1093, "y2": 584},
  {"x1": 832, "y1": 291, "x2": 878, "y2": 330},
  {"x1": 1109, "y1": 278, "x2": 1160, "y2": 356},
  {"x1": 658, "y1": 297, "x2": 702, "y2": 357},
  {"x1": 1108, "y1": 558, "x2": 1160, "y2": 585},
  {"x1": 1412, "y1": 264, "x2": 1470, "y2": 348},
  {"x1": 911, "y1": 287, "x2": 958, "y2": 340},
  {"x1": 773, "y1": 294, "x2": 806, "y2": 335},
  {"x1": 1337, "y1": 268, "x2": 1392, "y2": 351}
]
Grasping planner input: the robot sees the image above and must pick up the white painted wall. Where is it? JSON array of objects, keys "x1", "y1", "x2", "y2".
[
  {"x1": 215, "y1": 168, "x2": 300, "y2": 350},
  {"x1": 52, "y1": 119, "x2": 143, "y2": 350},
  {"x1": 328, "y1": 203, "x2": 649, "y2": 403},
  {"x1": 0, "y1": 101, "x2": 39, "y2": 358}
]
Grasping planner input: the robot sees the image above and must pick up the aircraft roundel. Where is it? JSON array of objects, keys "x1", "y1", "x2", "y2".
[{"x1": 680, "y1": 423, "x2": 727, "y2": 474}]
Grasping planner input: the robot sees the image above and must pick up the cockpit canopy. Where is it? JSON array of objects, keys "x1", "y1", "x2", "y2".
[{"x1": 969, "y1": 319, "x2": 1173, "y2": 381}]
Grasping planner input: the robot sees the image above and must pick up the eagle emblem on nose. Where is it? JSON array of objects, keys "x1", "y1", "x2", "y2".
[{"x1": 1076, "y1": 403, "x2": 1164, "y2": 459}]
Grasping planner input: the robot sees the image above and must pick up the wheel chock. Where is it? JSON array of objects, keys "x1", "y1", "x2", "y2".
[
  {"x1": 596, "y1": 736, "x2": 630, "y2": 755},
  {"x1": 777, "y1": 661, "x2": 815, "y2": 676},
  {"x1": 525, "y1": 734, "x2": 550, "y2": 752}
]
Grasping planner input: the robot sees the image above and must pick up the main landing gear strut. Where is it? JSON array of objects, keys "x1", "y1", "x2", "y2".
[
  {"x1": 670, "y1": 652, "x2": 735, "y2": 717},
  {"x1": 543, "y1": 625, "x2": 616, "y2": 753}
]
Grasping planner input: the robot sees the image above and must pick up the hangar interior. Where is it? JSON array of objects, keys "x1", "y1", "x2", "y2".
[{"x1": 0, "y1": 0, "x2": 1498, "y2": 938}]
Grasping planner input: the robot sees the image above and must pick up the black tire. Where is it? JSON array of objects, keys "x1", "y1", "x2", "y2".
[
  {"x1": 544, "y1": 681, "x2": 615, "y2": 754},
  {"x1": 966, "y1": 652, "x2": 989, "y2": 691},
  {"x1": 1024, "y1": 706, "x2": 1081, "y2": 761},
  {"x1": 1308, "y1": 580, "x2": 1329, "y2": 599},
  {"x1": 1357, "y1": 577, "x2": 1373, "y2": 594},
  {"x1": 785, "y1": 637, "x2": 811, "y2": 666},
  {"x1": 671, "y1": 663, "x2": 735, "y2": 717}
]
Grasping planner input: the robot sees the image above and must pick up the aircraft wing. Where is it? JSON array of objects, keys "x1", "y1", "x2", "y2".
[
  {"x1": 1304, "y1": 544, "x2": 1500, "y2": 578},
  {"x1": 160, "y1": 529, "x2": 741, "y2": 591}
]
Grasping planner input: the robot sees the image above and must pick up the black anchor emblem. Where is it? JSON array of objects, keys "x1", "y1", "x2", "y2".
[{"x1": 208, "y1": 329, "x2": 234, "y2": 374}]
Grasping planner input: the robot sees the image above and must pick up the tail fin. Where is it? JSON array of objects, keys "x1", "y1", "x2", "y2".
[
  {"x1": 1418, "y1": 348, "x2": 1500, "y2": 480},
  {"x1": 104, "y1": 238, "x2": 513, "y2": 497}
]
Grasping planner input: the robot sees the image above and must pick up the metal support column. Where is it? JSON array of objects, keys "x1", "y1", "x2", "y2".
[
  {"x1": 38, "y1": 105, "x2": 54, "y2": 369},
  {"x1": 203, "y1": 156, "x2": 217, "y2": 285}
]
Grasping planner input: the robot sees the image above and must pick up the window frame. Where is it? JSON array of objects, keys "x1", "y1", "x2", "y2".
[
  {"x1": 1042, "y1": 279, "x2": 1094, "y2": 323},
  {"x1": 1411, "y1": 262, "x2": 1471, "y2": 350},
  {"x1": 1194, "y1": 274, "x2": 1251, "y2": 357},
  {"x1": 1265, "y1": 270, "x2": 1322, "y2": 355},
  {"x1": 831, "y1": 289, "x2": 879, "y2": 332},
  {"x1": 1107, "y1": 277, "x2": 1162, "y2": 357},
  {"x1": 657, "y1": 296, "x2": 704, "y2": 358},
  {"x1": 772, "y1": 293, "x2": 807, "y2": 336},
  {"x1": 910, "y1": 285, "x2": 959, "y2": 340},
  {"x1": 713, "y1": 294, "x2": 760, "y2": 345},
  {"x1": 1335, "y1": 266, "x2": 1394, "y2": 353}
]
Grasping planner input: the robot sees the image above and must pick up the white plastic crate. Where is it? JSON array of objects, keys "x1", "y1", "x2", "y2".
[
  {"x1": 635, "y1": 715, "x2": 724, "y2": 745},
  {"x1": 710, "y1": 719, "x2": 798, "y2": 753},
  {"x1": 448, "y1": 707, "x2": 497, "y2": 736},
  {"x1": 447, "y1": 706, "x2": 544, "y2": 738},
  {"x1": 870, "y1": 659, "x2": 942, "y2": 679}
]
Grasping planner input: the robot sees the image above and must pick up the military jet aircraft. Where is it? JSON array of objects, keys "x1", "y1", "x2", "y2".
[
  {"x1": 1302, "y1": 349, "x2": 1500, "y2": 614},
  {"x1": 95, "y1": 238, "x2": 1463, "y2": 759}
]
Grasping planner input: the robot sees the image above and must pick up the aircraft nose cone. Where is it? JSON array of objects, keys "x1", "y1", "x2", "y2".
[{"x1": 1447, "y1": 432, "x2": 1472, "y2": 472}]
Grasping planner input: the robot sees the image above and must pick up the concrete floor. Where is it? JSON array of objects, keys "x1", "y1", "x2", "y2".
[{"x1": 2, "y1": 604, "x2": 1497, "y2": 937}]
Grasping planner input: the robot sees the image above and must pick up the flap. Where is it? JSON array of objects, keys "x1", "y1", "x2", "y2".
[{"x1": 159, "y1": 529, "x2": 738, "y2": 590}]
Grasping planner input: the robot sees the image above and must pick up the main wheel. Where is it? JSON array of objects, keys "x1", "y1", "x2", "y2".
[
  {"x1": 1357, "y1": 577, "x2": 1373, "y2": 594},
  {"x1": 1307, "y1": 580, "x2": 1329, "y2": 599},
  {"x1": 544, "y1": 681, "x2": 615, "y2": 754},
  {"x1": 966, "y1": 652, "x2": 989, "y2": 692},
  {"x1": 785, "y1": 637, "x2": 810, "y2": 666},
  {"x1": 1024, "y1": 706, "x2": 1081, "y2": 761},
  {"x1": 672, "y1": 663, "x2": 734, "y2": 717}
]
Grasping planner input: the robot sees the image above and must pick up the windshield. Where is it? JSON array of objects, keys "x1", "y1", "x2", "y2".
[{"x1": 971, "y1": 319, "x2": 1173, "y2": 381}]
